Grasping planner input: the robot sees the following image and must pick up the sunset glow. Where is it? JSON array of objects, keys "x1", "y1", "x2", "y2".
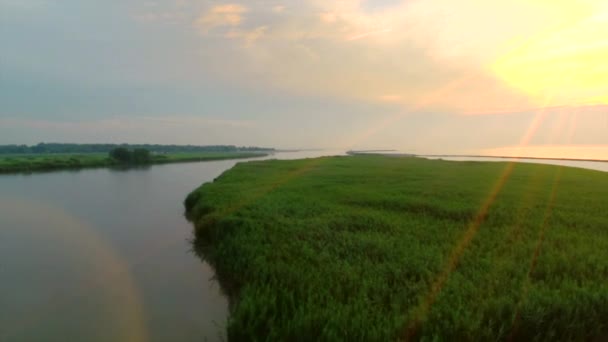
[
  {"x1": 492, "y1": 2, "x2": 608, "y2": 107},
  {"x1": 0, "y1": 0, "x2": 606, "y2": 159}
]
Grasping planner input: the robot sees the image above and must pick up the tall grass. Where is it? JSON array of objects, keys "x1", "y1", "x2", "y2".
[{"x1": 185, "y1": 155, "x2": 608, "y2": 341}]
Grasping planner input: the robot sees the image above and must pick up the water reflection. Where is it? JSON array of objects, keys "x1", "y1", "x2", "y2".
[
  {"x1": 422, "y1": 156, "x2": 608, "y2": 172},
  {"x1": 0, "y1": 198, "x2": 147, "y2": 342},
  {"x1": 109, "y1": 164, "x2": 153, "y2": 172}
]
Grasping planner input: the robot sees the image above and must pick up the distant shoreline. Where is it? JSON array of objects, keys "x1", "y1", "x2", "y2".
[
  {"x1": 0, "y1": 151, "x2": 270, "y2": 175},
  {"x1": 347, "y1": 151, "x2": 608, "y2": 163},
  {"x1": 419, "y1": 154, "x2": 608, "y2": 163}
]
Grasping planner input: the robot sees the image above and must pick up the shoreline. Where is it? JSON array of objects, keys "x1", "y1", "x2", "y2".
[
  {"x1": 420, "y1": 154, "x2": 608, "y2": 163},
  {"x1": 347, "y1": 151, "x2": 608, "y2": 163},
  {"x1": 0, "y1": 152, "x2": 270, "y2": 175}
]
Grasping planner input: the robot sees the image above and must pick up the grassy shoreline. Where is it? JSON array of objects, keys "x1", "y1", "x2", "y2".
[
  {"x1": 0, "y1": 152, "x2": 269, "y2": 174},
  {"x1": 185, "y1": 155, "x2": 608, "y2": 340}
]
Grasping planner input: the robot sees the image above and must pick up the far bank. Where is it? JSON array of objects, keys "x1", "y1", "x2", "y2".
[{"x1": 0, "y1": 151, "x2": 270, "y2": 174}]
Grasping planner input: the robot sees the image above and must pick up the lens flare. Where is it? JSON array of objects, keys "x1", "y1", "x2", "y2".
[{"x1": 0, "y1": 198, "x2": 147, "y2": 341}]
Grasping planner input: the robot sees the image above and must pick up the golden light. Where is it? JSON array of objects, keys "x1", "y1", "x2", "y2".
[{"x1": 492, "y1": 4, "x2": 608, "y2": 106}]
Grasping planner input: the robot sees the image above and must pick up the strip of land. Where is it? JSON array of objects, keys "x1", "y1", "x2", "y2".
[
  {"x1": 347, "y1": 150, "x2": 608, "y2": 163},
  {"x1": 420, "y1": 154, "x2": 608, "y2": 163},
  {"x1": 185, "y1": 155, "x2": 608, "y2": 341},
  {"x1": 0, "y1": 151, "x2": 269, "y2": 174}
]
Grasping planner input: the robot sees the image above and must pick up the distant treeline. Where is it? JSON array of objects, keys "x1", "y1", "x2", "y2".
[{"x1": 0, "y1": 143, "x2": 275, "y2": 155}]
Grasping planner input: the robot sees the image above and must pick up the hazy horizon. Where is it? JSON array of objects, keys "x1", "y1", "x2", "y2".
[{"x1": 1, "y1": 0, "x2": 607, "y2": 158}]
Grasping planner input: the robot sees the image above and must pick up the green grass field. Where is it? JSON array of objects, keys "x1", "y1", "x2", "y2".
[
  {"x1": 185, "y1": 155, "x2": 608, "y2": 341},
  {"x1": 0, "y1": 152, "x2": 268, "y2": 174},
  {"x1": 152, "y1": 152, "x2": 268, "y2": 164}
]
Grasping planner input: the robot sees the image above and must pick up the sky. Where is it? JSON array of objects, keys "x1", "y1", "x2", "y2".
[{"x1": 1, "y1": 0, "x2": 607, "y2": 158}]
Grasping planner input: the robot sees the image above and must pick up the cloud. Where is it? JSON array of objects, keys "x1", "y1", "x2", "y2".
[
  {"x1": 195, "y1": 4, "x2": 248, "y2": 33},
  {"x1": 318, "y1": 12, "x2": 337, "y2": 23},
  {"x1": 378, "y1": 94, "x2": 403, "y2": 102},
  {"x1": 193, "y1": 3, "x2": 268, "y2": 46},
  {"x1": 272, "y1": 5, "x2": 285, "y2": 13},
  {"x1": 189, "y1": 0, "x2": 530, "y2": 113},
  {"x1": 188, "y1": 0, "x2": 608, "y2": 114},
  {"x1": 346, "y1": 28, "x2": 392, "y2": 41},
  {"x1": 225, "y1": 26, "x2": 268, "y2": 46}
]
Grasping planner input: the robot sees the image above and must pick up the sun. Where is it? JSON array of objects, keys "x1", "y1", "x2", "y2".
[{"x1": 491, "y1": 4, "x2": 608, "y2": 107}]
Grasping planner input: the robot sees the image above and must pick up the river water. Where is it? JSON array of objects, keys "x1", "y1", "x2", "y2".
[
  {"x1": 0, "y1": 150, "x2": 342, "y2": 342},
  {"x1": 422, "y1": 156, "x2": 608, "y2": 173}
]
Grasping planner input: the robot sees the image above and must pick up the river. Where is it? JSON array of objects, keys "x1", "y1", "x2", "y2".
[
  {"x1": 422, "y1": 156, "x2": 608, "y2": 172},
  {"x1": 0, "y1": 150, "x2": 343, "y2": 342}
]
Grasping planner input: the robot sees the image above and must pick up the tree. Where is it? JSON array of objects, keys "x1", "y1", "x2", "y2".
[
  {"x1": 132, "y1": 149, "x2": 151, "y2": 164},
  {"x1": 109, "y1": 147, "x2": 152, "y2": 164},
  {"x1": 109, "y1": 147, "x2": 131, "y2": 163}
]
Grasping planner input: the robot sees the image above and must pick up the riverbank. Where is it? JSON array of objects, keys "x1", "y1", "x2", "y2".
[
  {"x1": 347, "y1": 150, "x2": 608, "y2": 164},
  {"x1": 185, "y1": 155, "x2": 608, "y2": 340},
  {"x1": 421, "y1": 154, "x2": 608, "y2": 163},
  {"x1": 0, "y1": 151, "x2": 269, "y2": 174}
]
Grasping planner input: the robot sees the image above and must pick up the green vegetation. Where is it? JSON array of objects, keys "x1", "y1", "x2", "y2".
[
  {"x1": 185, "y1": 155, "x2": 608, "y2": 341},
  {"x1": 0, "y1": 154, "x2": 110, "y2": 173},
  {"x1": 153, "y1": 152, "x2": 269, "y2": 164},
  {"x1": 0, "y1": 143, "x2": 274, "y2": 155},
  {"x1": 0, "y1": 151, "x2": 268, "y2": 174},
  {"x1": 109, "y1": 147, "x2": 152, "y2": 164}
]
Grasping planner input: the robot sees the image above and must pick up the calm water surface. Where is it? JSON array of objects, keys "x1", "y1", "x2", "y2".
[
  {"x1": 423, "y1": 156, "x2": 608, "y2": 172},
  {"x1": 0, "y1": 150, "x2": 343, "y2": 342}
]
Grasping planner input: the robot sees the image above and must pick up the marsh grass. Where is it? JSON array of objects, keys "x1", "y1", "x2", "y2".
[{"x1": 185, "y1": 155, "x2": 608, "y2": 341}]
